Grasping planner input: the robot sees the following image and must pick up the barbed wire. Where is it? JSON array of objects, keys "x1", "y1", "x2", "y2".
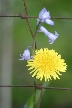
[
  {"x1": 0, "y1": 14, "x2": 72, "y2": 20},
  {"x1": 0, "y1": 85, "x2": 72, "y2": 91}
]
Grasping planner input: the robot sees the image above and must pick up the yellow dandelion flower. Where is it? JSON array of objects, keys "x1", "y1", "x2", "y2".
[{"x1": 26, "y1": 48, "x2": 67, "y2": 81}]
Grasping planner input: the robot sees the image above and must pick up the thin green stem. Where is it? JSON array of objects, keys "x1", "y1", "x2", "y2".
[
  {"x1": 32, "y1": 22, "x2": 40, "y2": 108},
  {"x1": 32, "y1": 23, "x2": 40, "y2": 55}
]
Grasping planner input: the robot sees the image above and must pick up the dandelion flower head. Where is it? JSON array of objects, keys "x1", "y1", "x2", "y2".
[{"x1": 27, "y1": 48, "x2": 67, "y2": 81}]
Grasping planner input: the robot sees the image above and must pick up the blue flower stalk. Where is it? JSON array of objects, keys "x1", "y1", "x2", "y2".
[{"x1": 19, "y1": 7, "x2": 67, "y2": 108}]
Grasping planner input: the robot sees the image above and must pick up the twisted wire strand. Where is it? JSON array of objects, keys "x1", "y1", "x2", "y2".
[
  {"x1": 0, "y1": 14, "x2": 72, "y2": 20},
  {"x1": 0, "y1": 85, "x2": 72, "y2": 91}
]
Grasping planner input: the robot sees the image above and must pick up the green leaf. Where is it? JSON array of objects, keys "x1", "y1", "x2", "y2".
[{"x1": 26, "y1": 81, "x2": 50, "y2": 108}]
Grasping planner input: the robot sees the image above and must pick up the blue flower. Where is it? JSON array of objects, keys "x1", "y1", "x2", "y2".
[
  {"x1": 38, "y1": 26, "x2": 49, "y2": 36},
  {"x1": 19, "y1": 49, "x2": 30, "y2": 60},
  {"x1": 47, "y1": 31, "x2": 59, "y2": 44},
  {"x1": 37, "y1": 8, "x2": 54, "y2": 26},
  {"x1": 38, "y1": 26, "x2": 59, "y2": 44}
]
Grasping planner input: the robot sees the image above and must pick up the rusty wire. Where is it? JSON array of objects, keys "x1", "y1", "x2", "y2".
[
  {"x1": 0, "y1": 85, "x2": 72, "y2": 91},
  {"x1": 0, "y1": 14, "x2": 72, "y2": 20}
]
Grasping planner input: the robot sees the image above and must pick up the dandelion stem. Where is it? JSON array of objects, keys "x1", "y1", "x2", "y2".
[
  {"x1": 37, "y1": 88, "x2": 42, "y2": 108},
  {"x1": 33, "y1": 80, "x2": 36, "y2": 108}
]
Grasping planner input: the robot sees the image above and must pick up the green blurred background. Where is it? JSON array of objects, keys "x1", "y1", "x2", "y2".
[{"x1": 1, "y1": 0, "x2": 72, "y2": 108}]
